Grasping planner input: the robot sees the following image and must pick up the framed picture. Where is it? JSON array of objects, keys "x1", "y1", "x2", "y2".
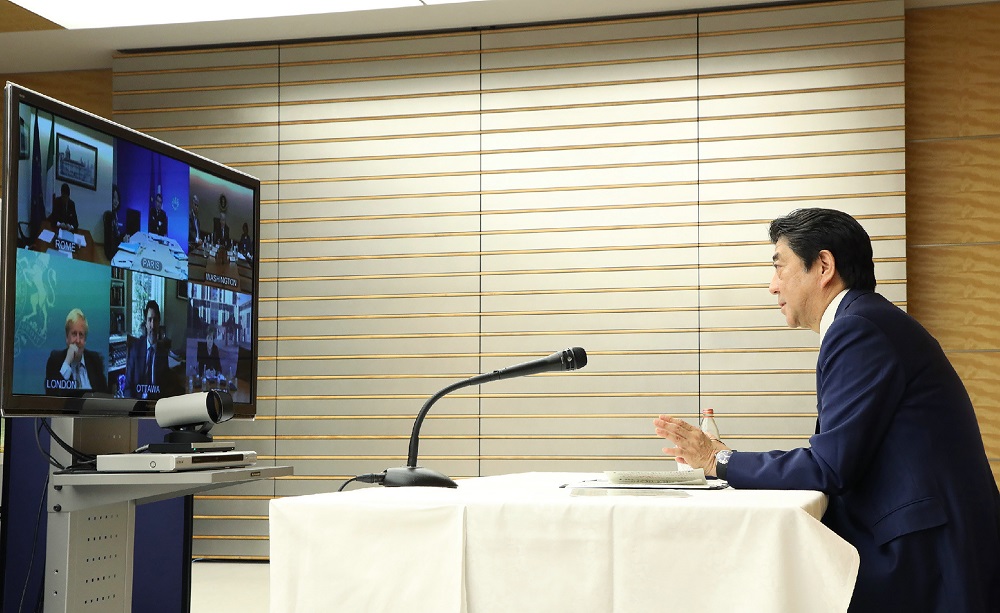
[{"x1": 55, "y1": 133, "x2": 98, "y2": 190}]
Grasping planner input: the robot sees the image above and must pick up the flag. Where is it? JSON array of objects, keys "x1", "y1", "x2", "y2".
[
  {"x1": 149, "y1": 152, "x2": 156, "y2": 229},
  {"x1": 45, "y1": 113, "x2": 54, "y2": 169},
  {"x1": 45, "y1": 111, "x2": 55, "y2": 195},
  {"x1": 148, "y1": 152, "x2": 161, "y2": 232},
  {"x1": 28, "y1": 113, "x2": 45, "y2": 239}
]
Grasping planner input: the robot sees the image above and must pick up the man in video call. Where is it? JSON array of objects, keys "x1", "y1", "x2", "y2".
[
  {"x1": 126, "y1": 299, "x2": 171, "y2": 399},
  {"x1": 149, "y1": 188, "x2": 168, "y2": 236},
  {"x1": 238, "y1": 222, "x2": 253, "y2": 259},
  {"x1": 214, "y1": 208, "x2": 231, "y2": 249},
  {"x1": 198, "y1": 324, "x2": 223, "y2": 378},
  {"x1": 50, "y1": 182, "x2": 80, "y2": 231},
  {"x1": 45, "y1": 308, "x2": 108, "y2": 395},
  {"x1": 189, "y1": 193, "x2": 202, "y2": 244}
]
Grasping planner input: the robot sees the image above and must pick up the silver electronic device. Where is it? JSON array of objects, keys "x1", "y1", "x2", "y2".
[
  {"x1": 156, "y1": 390, "x2": 234, "y2": 430},
  {"x1": 95, "y1": 450, "x2": 257, "y2": 473}
]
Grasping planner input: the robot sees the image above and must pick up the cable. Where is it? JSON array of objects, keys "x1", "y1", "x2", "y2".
[
  {"x1": 338, "y1": 472, "x2": 384, "y2": 491},
  {"x1": 33, "y1": 577, "x2": 44, "y2": 613},
  {"x1": 55, "y1": 458, "x2": 98, "y2": 474},
  {"x1": 19, "y1": 419, "x2": 97, "y2": 611},
  {"x1": 19, "y1": 419, "x2": 98, "y2": 611},
  {"x1": 338, "y1": 477, "x2": 359, "y2": 492},
  {"x1": 40, "y1": 419, "x2": 96, "y2": 465},
  {"x1": 17, "y1": 468, "x2": 49, "y2": 613},
  {"x1": 34, "y1": 418, "x2": 63, "y2": 471}
]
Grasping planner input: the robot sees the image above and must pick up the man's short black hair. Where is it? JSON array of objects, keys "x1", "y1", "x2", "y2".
[
  {"x1": 145, "y1": 300, "x2": 161, "y2": 324},
  {"x1": 768, "y1": 208, "x2": 876, "y2": 291}
]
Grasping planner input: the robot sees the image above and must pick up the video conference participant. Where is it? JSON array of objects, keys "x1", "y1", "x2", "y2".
[
  {"x1": 237, "y1": 222, "x2": 253, "y2": 259},
  {"x1": 104, "y1": 184, "x2": 126, "y2": 260},
  {"x1": 189, "y1": 194, "x2": 202, "y2": 244},
  {"x1": 214, "y1": 208, "x2": 231, "y2": 249},
  {"x1": 211, "y1": 194, "x2": 232, "y2": 249},
  {"x1": 125, "y1": 299, "x2": 172, "y2": 399},
  {"x1": 197, "y1": 324, "x2": 223, "y2": 377},
  {"x1": 149, "y1": 189, "x2": 168, "y2": 236},
  {"x1": 45, "y1": 308, "x2": 108, "y2": 395},
  {"x1": 50, "y1": 182, "x2": 80, "y2": 231},
  {"x1": 654, "y1": 208, "x2": 1000, "y2": 613}
]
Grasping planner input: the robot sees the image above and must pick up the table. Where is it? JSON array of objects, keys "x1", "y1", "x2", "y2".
[
  {"x1": 187, "y1": 244, "x2": 253, "y2": 293},
  {"x1": 269, "y1": 472, "x2": 859, "y2": 613},
  {"x1": 110, "y1": 231, "x2": 188, "y2": 280},
  {"x1": 31, "y1": 221, "x2": 99, "y2": 263}
]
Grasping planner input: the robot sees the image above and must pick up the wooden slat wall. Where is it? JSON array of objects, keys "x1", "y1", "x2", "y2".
[
  {"x1": 905, "y1": 2, "x2": 1000, "y2": 482},
  {"x1": 690, "y1": 1, "x2": 905, "y2": 458},
  {"x1": 476, "y1": 14, "x2": 702, "y2": 474},
  {"x1": 0, "y1": 71, "x2": 113, "y2": 120},
  {"x1": 109, "y1": 0, "x2": 905, "y2": 559},
  {"x1": 113, "y1": 49, "x2": 281, "y2": 560}
]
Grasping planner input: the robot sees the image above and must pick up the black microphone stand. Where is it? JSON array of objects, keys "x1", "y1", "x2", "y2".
[
  {"x1": 381, "y1": 376, "x2": 485, "y2": 488},
  {"x1": 380, "y1": 348, "x2": 586, "y2": 488}
]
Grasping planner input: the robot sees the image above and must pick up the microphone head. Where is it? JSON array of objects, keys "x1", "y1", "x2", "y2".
[{"x1": 562, "y1": 347, "x2": 587, "y2": 371}]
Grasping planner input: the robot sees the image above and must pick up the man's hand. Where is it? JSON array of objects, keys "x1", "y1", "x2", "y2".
[
  {"x1": 65, "y1": 343, "x2": 82, "y2": 367},
  {"x1": 653, "y1": 415, "x2": 729, "y2": 477}
]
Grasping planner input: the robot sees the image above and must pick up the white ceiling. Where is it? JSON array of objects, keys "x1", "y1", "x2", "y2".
[
  {"x1": 0, "y1": 0, "x2": 972, "y2": 74},
  {"x1": 9, "y1": 1, "x2": 525, "y2": 30}
]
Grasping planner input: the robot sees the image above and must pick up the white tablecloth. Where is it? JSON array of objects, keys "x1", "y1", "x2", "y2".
[{"x1": 269, "y1": 472, "x2": 859, "y2": 613}]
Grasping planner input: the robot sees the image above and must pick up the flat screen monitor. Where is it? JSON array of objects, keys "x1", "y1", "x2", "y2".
[{"x1": 1, "y1": 82, "x2": 259, "y2": 419}]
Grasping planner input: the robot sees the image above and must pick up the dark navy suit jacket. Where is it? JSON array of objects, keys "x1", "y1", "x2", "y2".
[
  {"x1": 44, "y1": 348, "x2": 108, "y2": 395},
  {"x1": 126, "y1": 337, "x2": 171, "y2": 399},
  {"x1": 726, "y1": 289, "x2": 1000, "y2": 613}
]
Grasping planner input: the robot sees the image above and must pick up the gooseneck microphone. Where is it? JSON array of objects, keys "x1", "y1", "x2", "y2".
[{"x1": 381, "y1": 347, "x2": 588, "y2": 488}]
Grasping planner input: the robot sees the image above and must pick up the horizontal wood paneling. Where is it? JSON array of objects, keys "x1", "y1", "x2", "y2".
[
  {"x1": 0, "y1": 70, "x2": 113, "y2": 118},
  {"x1": 949, "y1": 352, "x2": 1000, "y2": 460},
  {"x1": 906, "y1": 137, "x2": 1000, "y2": 245},
  {"x1": 0, "y1": 0, "x2": 59, "y2": 33},
  {"x1": 907, "y1": 245, "x2": 1000, "y2": 351},
  {"x1": 906, "y1": 1, "x2": 1000, "y2": 483},
  {"x1": 905, "y1": 3, "x2": 1000, "y2": 140}
]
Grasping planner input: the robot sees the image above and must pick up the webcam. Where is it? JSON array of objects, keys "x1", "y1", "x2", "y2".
[{"x1": 155, "y1": 390, "x2": 234, "y2": 444}]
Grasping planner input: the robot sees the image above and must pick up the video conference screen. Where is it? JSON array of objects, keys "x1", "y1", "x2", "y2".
[{"x1": 2, "y1": 84, "x2": 259, "y2": 418}]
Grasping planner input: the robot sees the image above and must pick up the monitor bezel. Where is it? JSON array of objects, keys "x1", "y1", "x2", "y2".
[{"x1": 1, "y1": 82, "x2": 260, "y2": 420}]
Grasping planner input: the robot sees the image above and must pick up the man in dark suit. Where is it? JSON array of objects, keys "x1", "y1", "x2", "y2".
[
  {"x1": 189, "y1": 194, "x2": 202, "y2": 245},
  {"x1": 45, "y1": 309, "x2": 108, "y2": 395},
  {"x1": 213, "y1": 210, "x2": 231, "y2": 248},
  {"x1": 197, "y1": 324, "x2": 223, "y2": 377},
  {"x1": 125, "y1": 300, "x2": 171, "y2": 399},
  {"x1": 654, "y1": 208, "x2": 1000, "y2": 613},
  {"x1": 149, "y1": 190, "x2": 168, "y2": 236},
  {"x1": 237, "y1": 222, "x2": 253, "y2": 259},
  {"x1": 50, "y1": 182, "x2": 79, "y2": 230},
  {"x1": 104, "y1": 184, "x2": 125, "y2": 260}
]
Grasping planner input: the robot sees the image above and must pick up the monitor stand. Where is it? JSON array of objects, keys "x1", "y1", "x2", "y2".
[
  {"x1": 41, "y1": 417, "x2": 291, "y2": 613},
  {"x1": 44, "y1": 417, "x2": 138, "y2": 613}
]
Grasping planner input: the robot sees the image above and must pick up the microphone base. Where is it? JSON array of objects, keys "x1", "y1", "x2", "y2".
[{"x1": 383, "y1": 466, "x2": 458, "y2": 488}]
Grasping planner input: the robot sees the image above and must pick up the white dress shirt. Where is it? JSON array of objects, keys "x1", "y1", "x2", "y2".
[{"x1": 819, "y1": 289, "x2": 850, "y2": 344}]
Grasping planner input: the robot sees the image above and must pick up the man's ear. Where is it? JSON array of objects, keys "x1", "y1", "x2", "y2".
[{"x1": 816, "y1": 249, "x2": 838, "y2": 285}]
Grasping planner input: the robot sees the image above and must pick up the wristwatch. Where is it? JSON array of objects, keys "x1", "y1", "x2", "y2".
[{"x1": 715, "y1": 449, "x2": 734, "y2": 480}]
